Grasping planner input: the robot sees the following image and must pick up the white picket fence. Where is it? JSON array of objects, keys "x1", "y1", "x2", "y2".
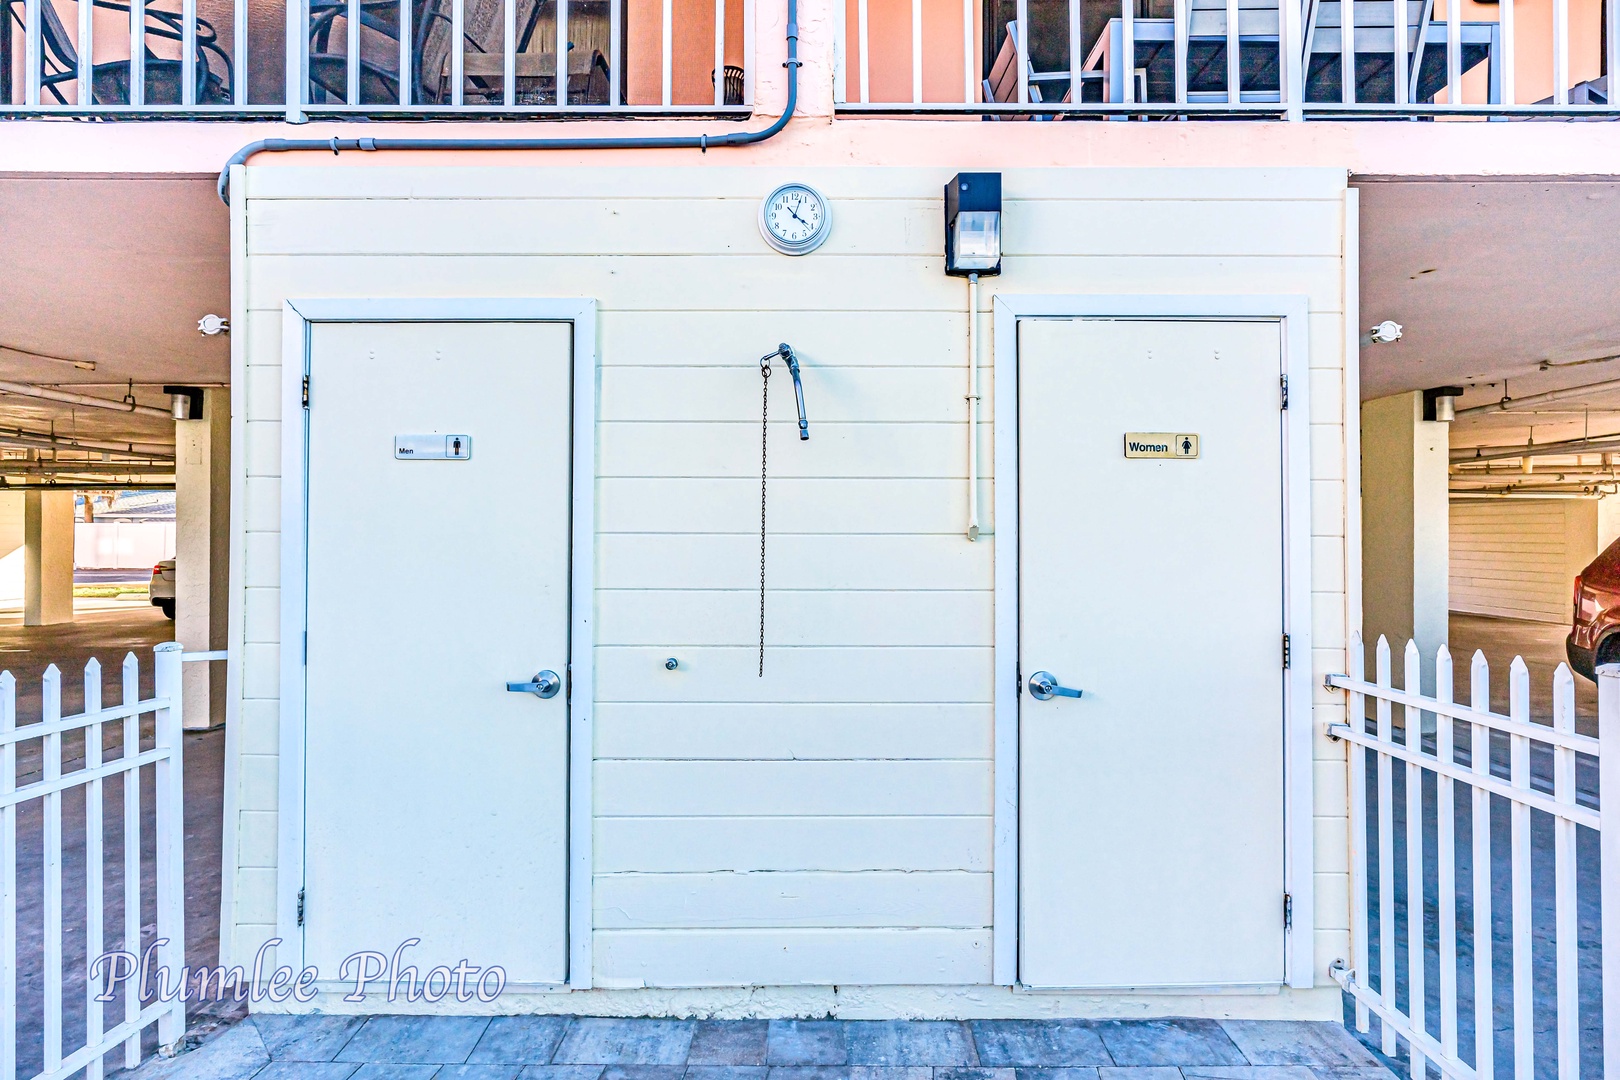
[
  {"x1": 2, "y1": 643, "x2": 185, "y2": 1080},
  {"x1": 1327, "y1": 635, "x2": 1619, "y2": 1079}
]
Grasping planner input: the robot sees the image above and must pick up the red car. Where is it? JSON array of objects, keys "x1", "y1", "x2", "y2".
[{"x1": 1568, "y1": 537, "x2": 1620, "y2": 679}]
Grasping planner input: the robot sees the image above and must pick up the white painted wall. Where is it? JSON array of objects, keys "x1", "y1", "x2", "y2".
[
  {"x1": 230, "y1": 164, "x2": 1352, "y2": 1017},
  {"x1": 1450, "y1": 498, "x2": 1600, "y2": 623},
  {"x1": 74, "y1": 522, "x2": 177, "y2": 569},
  {"x1": 1361, "y1": 392, "x2": 1450, "y2": 670},
  {"x1": 0, "y1": 493, "x2": 22, "y2": 604}
]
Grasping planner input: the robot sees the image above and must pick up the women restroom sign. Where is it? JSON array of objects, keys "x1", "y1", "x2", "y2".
[
  {"x1": 1123, "y1": 432, "x2": 1200, "y2": 459},
  {"x1": 394, "y1": 434, "x2": 473, "y2": 460}
]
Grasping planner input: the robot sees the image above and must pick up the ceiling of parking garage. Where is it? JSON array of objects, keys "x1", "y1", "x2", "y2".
[
  {"x1": 1357, "y1": 177, "x2": 1620, "y2": 453},
  {"x1": 0, "y1": 174, "x2": 228, "y2": 452}
]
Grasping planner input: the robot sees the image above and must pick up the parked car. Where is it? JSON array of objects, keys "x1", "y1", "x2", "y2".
[
  {"x1": 1568, "y1": 537, "x2": 1620, "y2": 679},
  {"x1": 150, "y1": 559, "x2": 175, "y2": 619}
]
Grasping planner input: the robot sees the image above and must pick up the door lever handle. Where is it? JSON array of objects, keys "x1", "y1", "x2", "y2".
[
  {"x1": 507, "y1": 670, "x2": 561, "y2": 698},
  {"x1": 1028, "y1": 671, "x2": 1083, "y2": 700}
]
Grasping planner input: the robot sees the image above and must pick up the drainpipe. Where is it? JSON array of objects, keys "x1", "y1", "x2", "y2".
[
  {"x1": 966, "y1": 272, "x2": 981, "y2": 541},
  {"x1": 218, "y1": 0, "x2": 802, "y2": 204}
]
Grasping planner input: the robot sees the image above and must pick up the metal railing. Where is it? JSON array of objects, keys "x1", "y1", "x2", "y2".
[
  {"x1": 0, "y1": 0, "x2": 752, "y2": 114},
  {"x1": 2, "y1": 644, "x2": 185, "y2": 1080},
  {"x1": 1325, "y1": 634, "x2": 1618, "y2": 1079},
  {"x1": 833, "y1": 0, "x2": 1620, "y2": 117}
]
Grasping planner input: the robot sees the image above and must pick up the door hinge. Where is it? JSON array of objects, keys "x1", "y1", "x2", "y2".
[
  {"x1": 1282, "y1": 634, "x2": 1292, "y2": 669},
  {"x1": 301, "y1": 376, "x2": 310, "y2": 409},
  {"x1": 1283, "y1": 892, "x2": 1293, "y2": 930},
  {"x1": 1015, "y1": 661, "x2": 1021, "y2": 693},
  {"x1": 1280, "y1": 375, "x2": 1290, "y2": 410},
  {"x1": 296, "y1": 887, "x2": 306, "y2": 927}
]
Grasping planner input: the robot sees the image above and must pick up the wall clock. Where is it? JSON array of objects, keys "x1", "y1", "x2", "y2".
[{"x1": 759, "y1": 183, "x2": 832, "y2": 256}]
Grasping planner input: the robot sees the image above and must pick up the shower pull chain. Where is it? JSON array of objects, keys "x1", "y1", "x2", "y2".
[{"x1": 758, "y1": 355, "x2": 772, "y2": 677}]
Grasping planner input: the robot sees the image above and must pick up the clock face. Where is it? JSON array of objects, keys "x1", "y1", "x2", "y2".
[{"x1": 759, "y1": 184, "x2": 831, "y2": 255}]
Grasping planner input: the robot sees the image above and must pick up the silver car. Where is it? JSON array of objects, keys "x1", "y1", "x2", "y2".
[{"x1": 150, "y1": 559, "x2": 175, "y2": 619}]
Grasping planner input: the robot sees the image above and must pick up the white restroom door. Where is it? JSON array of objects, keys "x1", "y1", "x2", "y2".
[
  {"x1": 1017, "y1": 317, "x2": 1286, "y2": 990},
  {"x1": 302, "y1": 320, "x2": 574, "y2": 984}
]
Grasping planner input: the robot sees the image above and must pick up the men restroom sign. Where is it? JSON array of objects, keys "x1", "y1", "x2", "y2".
[
  {"x1": 1123, "y1": 432, "x2": 1200, "y2": 459},
  {"x1": 394, "y1": 434, "x2": 473, "y2": 460}
]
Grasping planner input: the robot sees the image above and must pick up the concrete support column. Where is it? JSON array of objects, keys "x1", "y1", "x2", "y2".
[
  {"x1": 1362, "y1": 390, "x2": 1450, "y2": 680},
  {"x1": 23, "y1": 490, "x2": 75, "y2": 626},
  {"x1": 0, "y1": 492, "x2": 24, "y2": 607},
  {"x1": 176, "y1": 388, "x2": 231, "y2": 730}
]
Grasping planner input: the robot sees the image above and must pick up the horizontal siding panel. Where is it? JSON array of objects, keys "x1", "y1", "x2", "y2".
[
  {"x1": 245, "y1": 255, "x2": 1345, "y2": 314},
  {"x1": 602, "y1": 311, "x2": 975, "y2": 368},
  {"x1": 244, "y1": 165, "x2": 1347, "y2": 203},
  {"x1": 596, "y1": 760, "x2": 990, "y2": 817},
  {"x1": 599, "y1": 421, "x2": 988, "y2": 479},
  {"x1": 596, "y1": 590, "x2": 991, "y2": 648},
  {"x1": 594, "y1": 646, "x2": 992, "y2": 704},
  {"x1": 593, "y1": 927, "x2": 992, "y2": 987},
  {"x1": 594, "y1": 703, "x2": 991, "y2": 760},
  {"x1": 594, "y1": 815, "x2": 992, "y2": 873},
  {"x1": 599, "y1": 533, "x2": 990, "y2": 590},
  {"x1": 598, "y1": 478, "x2": 985, "y2": 535},
  {"x1": 249, "y1": 198, "x2": 1339, "y2": 259},
  {"x1": 593, "y1": 871, "x2": 990, "y2": 929},
  {"x1": 600, "y1": 367, "x2": 987, "y2": 424}
]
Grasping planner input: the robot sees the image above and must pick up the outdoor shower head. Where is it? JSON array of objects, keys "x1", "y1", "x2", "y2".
[{"x1": 762, "y1": 343, "x2": 810, "y2": 440}]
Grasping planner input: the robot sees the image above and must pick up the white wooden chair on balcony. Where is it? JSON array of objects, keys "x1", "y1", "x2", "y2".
[{"x1": 981, "y1": 21, "x2": 1107, "y2": 116}]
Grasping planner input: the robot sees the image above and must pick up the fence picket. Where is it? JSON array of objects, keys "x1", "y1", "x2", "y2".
[
  {"x1": 1600, "y1": 666, "x2": 1620, "y2": 1079},
  {"x1": 1, "y1": 671, "x2": 15, "y2": 1080},
  {"x1": 1402, "y1": 640, "x2": 1426, "y2": 1079},
  {"x1": 153, "y1": 643, "x2": 185, "y2": 1048},
  {"x1": 1347, "y1": 632, "x2": 1370, "y2": 1034},
  {"x1": 84, "y1": 659, "x2": 105, "y2": 1080},
  {"x1": 1435, "y1": 646, "x2": 1459, "y2": 1066},
  {"x1": 121, "y1": 653, "x2": 142, "y2": 1069},
  {"x1": 1507, "y1": 657, "x2": 1533, "y2": 1079},
  {"x1": 1469, "y1": 650, "x2": 1494, "y2": 1080},
  {"x1": 1376, "y1": 636, "x2": 1396, "y2": 1056},
  {"x1": 1552, "y1": 663, "x2": 1579, "y2": 1080},
  {"x1": 42, "y1": 664, "x2": 63, "y2": 1079}
]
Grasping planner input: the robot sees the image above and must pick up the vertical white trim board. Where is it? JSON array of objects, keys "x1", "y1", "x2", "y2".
[
  {"x1": 991, "y1": 294, "x2": 1318, "y2": 990},
  {"x1": 278, "y1": 297, "x2": 598, "y2": 989},
  {"x1": 218, "y1": 166, "x2": 249, "y2": 972}
]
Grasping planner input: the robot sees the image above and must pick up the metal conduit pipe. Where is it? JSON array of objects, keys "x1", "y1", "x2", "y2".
[
  {"x1": 0, "y1": 462, "x2": 175, "y2": 474},
  {"x1": 0, "y1": 433, "x2": 175, "y2": 459},
  {"x1": 218, "y1": 0, "x2": 802, "y2": 205},
  {"x1": 1456, "y1": 376, "x2": 1620, "y2": 418},
  {"x1": 1452, "y1": 434, "x2": 1620, "y2": 465},
  {"x1": 0, "y1": 380, "x2": 172, "y2": 419},
  {"x1": 0, "y1": 482, "x2": 176, "y2": 492}
]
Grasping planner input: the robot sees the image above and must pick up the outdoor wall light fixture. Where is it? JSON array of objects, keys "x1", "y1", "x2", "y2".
[
  {"x1": 1423, "y1": 386, "x2": 1466, "y2": 422},
  {"x1": 945, "y1": 173, "x2": 1002, "y2": 277},
  {"x1": 165, "y1": 386, "x2": 204, "y2": 421},
  {"x1": 1369, "y1": 320, "x2": 1404, "y2": 345}
]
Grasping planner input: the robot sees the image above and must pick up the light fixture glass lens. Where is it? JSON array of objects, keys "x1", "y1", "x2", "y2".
[{"x1": 953, "y1": 211, "x2": 1001, "y2": 268}]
